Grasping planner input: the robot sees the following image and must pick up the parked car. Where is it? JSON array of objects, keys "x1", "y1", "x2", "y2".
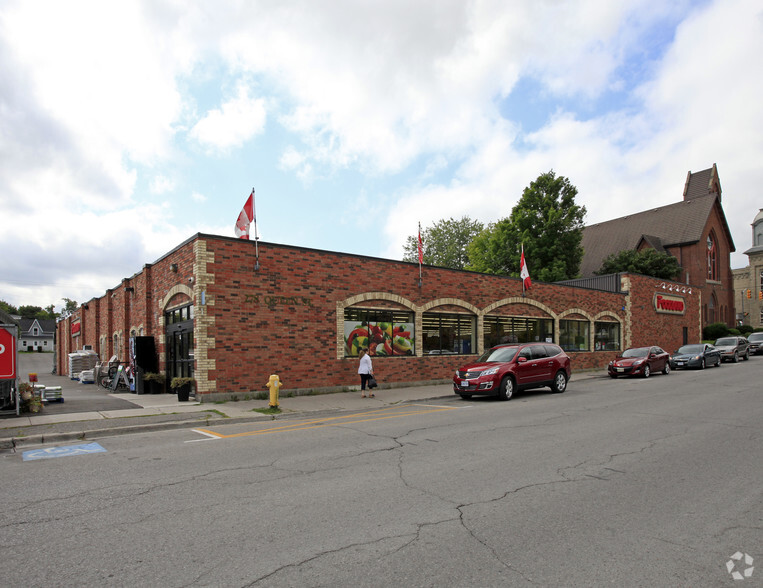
[
  {"x1": 608, "y1": 346, "x2": 670, "y2": 378},
  {"x1": 713, "y1": 336, "x2": 750, "y2": 363},
  {"x1": 747, "y1": 332, "x2": 763, "y2": 355},
  {"x1": 453, "y1": 342, "x2": 571, "y2": 401},
  {"x1": 669, "y1": 344, "x2": 721, "y2": 370}
]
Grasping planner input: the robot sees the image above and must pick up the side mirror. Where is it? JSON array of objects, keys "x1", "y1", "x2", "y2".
[{"x1": 517, "y1": 356, "x2": 528, "y2": 363}]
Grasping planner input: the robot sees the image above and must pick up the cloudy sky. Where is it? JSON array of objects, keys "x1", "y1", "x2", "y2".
[{"x1": 1, "y1": 0, "x2": 761, "y2": 311}]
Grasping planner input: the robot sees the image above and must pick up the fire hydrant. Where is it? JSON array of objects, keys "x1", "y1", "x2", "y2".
[{"x1": 266, "y1": 374, "x2": 282, "y2": 408}]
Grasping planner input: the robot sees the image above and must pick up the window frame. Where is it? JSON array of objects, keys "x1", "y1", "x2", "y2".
[
  {"x1": 483, "y1": 315, "x2": 554, "y2": 349},
  {"x1": 559, "y1": 319, "x2": 590, "y2": 352},
  {"x1": 422, "y1": 311, "x2": 475, "y2": 355},
  {"x1": 594, "y1": 321, "x2": 620, "y2": 351},
  {"x1": 343, "y1": 308, "x2": 415, "y2": 358}
]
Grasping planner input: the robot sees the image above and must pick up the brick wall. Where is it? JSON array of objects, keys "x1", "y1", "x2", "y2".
[{"x1": 57, "y1": 234, "x2": 703, "y2": 399}]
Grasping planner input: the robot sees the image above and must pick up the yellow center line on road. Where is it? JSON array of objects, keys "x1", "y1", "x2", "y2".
[{"x1": 192, "y1": 403, "x2": 460, "y2": 440}]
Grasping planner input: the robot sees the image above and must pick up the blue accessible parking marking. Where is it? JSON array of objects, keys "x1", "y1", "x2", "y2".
[{"x1": 23, "y1": 442, "x2": 107, "y2": 462}]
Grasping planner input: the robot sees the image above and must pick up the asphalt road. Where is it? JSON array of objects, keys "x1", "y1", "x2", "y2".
[{"x1": 1, "y1": 357, "x2": 760, "y2": 587}]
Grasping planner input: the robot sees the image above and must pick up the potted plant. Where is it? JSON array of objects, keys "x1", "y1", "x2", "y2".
[
  {"x1": 142, "y1": 372, "x2": 166, "y2": 394},
  {"x1": 170, "y1": 377, "x2": 195, "y2": 401},
  {"x1": 19, "y1": 382, "x2": 42, "y2": 413}
]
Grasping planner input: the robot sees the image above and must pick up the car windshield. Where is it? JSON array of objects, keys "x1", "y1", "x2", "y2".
[
  {"x1": 748, "y1": 333, "x2": 763, "y2": 342},
  {"x1": 621, "y1": 348, "x2": 649, "y2": 358},
  {"x1": 714, "y1": 338, "x2": 736, "y2": 346},
  {"x1": 677, "y1": 345, "x2": 703, "y2": 354},
  {"x1": 478, "y1": 346, "x2": 518, "y2": 363}
]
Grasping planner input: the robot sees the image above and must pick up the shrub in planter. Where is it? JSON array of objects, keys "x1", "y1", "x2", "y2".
[
  {"x1": 170, "y1": 377, "x2": 195, "y2": 401},
  {"x1": 143, "y1": 372, "x2": 166, "y2": 394}
]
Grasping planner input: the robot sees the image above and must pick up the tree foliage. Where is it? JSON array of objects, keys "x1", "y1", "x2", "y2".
[
  {"x1": 596, "y1": 249, "x2": 681, "y2": 280},
  {"x1": 0, "y1": 300, "x2": 17, "y2": 315},
  {"x1": 467, "y1": 170, "x2": 587, "y2": 282},
  {"x1": 402, "y1": 216, "x2": 484, "y2": 270}
]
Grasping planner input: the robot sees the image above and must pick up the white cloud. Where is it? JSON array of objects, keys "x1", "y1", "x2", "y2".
[{"x1": 190, "y1": 83, "x2": 267, "y2": 152}]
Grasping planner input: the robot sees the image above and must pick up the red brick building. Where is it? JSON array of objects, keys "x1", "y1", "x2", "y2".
[
  {"x1": 581, "y1": 164, "x2": 735, "y2": 329},
  {"x1": 56, "y1": 235, "x2": 700, "y2": 401}
]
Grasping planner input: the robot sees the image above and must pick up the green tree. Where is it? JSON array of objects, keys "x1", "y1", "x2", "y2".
[
  {"x1": 18, "y1": 305, "x2": 46, "y2": 319},
  {"x1": 596, "y1": 249, "x2": 681, "y2": 280},
  {"x1": 402, "y1": 216, "x2": 484, "y2": 270},
  {"x1": 0, "y1": 300, "x2": 18, "y2": 315},
  {"x1": 62, "y1": 298, "x2": 78, "y2": 314},
  {"x1": 467, "y1": 170, "x2": 587, "y2": 282}
]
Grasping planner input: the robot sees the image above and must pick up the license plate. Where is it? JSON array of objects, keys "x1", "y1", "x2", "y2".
[
  {"x1": 677, "y1": 362, "x2": 685, "y2": 366},
  {"x1": 616, "y1": 368, "x2": 625, "y2": 373},
  {"x1": 460, "y1": 380, "x2": 470, "y2": 387}
]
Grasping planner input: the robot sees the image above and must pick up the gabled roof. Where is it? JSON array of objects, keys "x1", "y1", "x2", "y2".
[
  {"x1": 683, "y1": 163, "x2": 722, "y2": 201},
  {"x1": 581, "y1": 194, "x2": 726, "y2": 277},
  {"x1": 19, "y1": 318, "x2": 56, "y2": 334},
  {"x1": 638, "y1": 234, "x2": 666, "y2": 253}
]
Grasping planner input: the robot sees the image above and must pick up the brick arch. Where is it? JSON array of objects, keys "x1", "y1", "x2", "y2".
[
  {"x1": 593, "y1": 311, "x2": 621, "y2": 322},
  {"x1": 341, "y1": 291, "x2": 417, "y2": 311},
  {"x1": 558, "y1": 308, "x2": 594, "y2": 321},
  {"x1": 420, "y1": 298, "x2": 480, "y2": 315},
  {"x1": 483, "y1": 297, "x2": 556, "y2": 319},
  {"x1": 159, "y1": 284, "x2": 194, "y2": 312}
]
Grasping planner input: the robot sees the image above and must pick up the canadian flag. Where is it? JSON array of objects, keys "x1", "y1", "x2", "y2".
[
  {"x1": 520, "y1": 246, "x2": 532, "y2": 290},
  {"x1": 235, "y1": 190, "x2": 254, "y2": 239}
]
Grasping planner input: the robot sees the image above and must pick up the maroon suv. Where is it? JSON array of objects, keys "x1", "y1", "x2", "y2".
[{"x1": 453, "y1": 342, "x2": 571, "y2": 401}]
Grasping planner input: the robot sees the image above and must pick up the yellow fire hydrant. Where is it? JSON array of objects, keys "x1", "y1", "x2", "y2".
[{"x1": 266, "y1": 374, "x2": 282, "y2": 408}]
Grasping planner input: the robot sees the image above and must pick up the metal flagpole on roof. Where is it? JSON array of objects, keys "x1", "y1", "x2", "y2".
[{"x1": 252, "y1": 188, "x2": 260, "y2": 271}]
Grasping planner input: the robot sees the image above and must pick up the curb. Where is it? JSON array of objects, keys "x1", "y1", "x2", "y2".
[{"x1": 0, "y1": 415, "x2": 265, "y2": 450}]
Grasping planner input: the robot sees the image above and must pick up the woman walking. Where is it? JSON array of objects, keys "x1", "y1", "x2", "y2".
[{"x1": 358, "y1": 347, "x2": 374, "y2": 398}]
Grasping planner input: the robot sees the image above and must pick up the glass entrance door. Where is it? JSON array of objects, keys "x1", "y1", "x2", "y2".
[{"x1": 165, "y1": 305, "x2": 194, "y2": 380}]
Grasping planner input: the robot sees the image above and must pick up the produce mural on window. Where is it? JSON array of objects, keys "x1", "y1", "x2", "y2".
[{"x1": 344, "y1": 310, "x2": 414, "y2": 357}]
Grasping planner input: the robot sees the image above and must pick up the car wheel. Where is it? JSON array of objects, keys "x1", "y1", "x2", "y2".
[
  {"x1": 459, "y1": 393, "x2": 472, "y2": 400},
  {"x1": 733, "y1": 352, "x2": 739, "y2": 363},
  {"x1": 551, "y1": 371, "x2": 568, "y2": 393},
  {"x1": 715, "y1": 357, "x2": 721, "y2": 367},
  {"x1": 643, "y1": 365, "x2": 651, "y2": 378},
  {"x1": 700, "y1": 358, "x2": 705, "y2": 370},
  {"x1": 744, "y1": 350, "x2": 749, "y2": 360},
  {"x1": 498, "y1": 376, "x2": 514, "y2": 401},
  {"x1": 662, "y1": 363, "x2": 670, "y2": 375}
]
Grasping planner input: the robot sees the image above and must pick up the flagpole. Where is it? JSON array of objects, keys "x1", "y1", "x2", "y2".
[
  {"x1": 252, "y1": 188, "x2": 260, "y2": 271},
  {"x1": 418, "y1": 222, "x2": 423, "y2": 288},
  {"x1": 521, "y1": 243, "x2": 525, "y2": 298}
]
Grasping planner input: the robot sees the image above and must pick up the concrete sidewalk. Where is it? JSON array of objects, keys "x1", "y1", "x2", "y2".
[
  {"x1": 1, "y1": 353, "x2": 602, "y2": 449},
  {"x1": 0, "y1": 380, "x2": 458, "y2": 449}
]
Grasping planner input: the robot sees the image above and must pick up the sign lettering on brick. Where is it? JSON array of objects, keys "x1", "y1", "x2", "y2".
[{"x1": 654, "y1": 293, "x2": 685, "y2": 315}]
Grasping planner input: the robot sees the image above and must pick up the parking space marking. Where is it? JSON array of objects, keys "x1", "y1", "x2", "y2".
[
  {"x1": 192, "y1": 403, "x2": 460, "y2": 441},
  {"x1": 23, "y1": 442, "x2": 107, "y2": 461}
]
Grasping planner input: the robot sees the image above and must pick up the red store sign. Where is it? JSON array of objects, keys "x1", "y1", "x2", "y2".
[
  {"x1": 0, "y1": 328, "x2": 16, "y2": 379},
  {"x1": 654, "y1": 293, "x2": 685, "y2": 315},
  {"x1": 71, "y1": 320, "x2": 81, "y2": 336}
]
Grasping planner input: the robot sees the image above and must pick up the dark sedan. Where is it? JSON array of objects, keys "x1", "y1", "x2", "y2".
[
  {"x1": 670, "y1": 344, "x2": 721, "y2": 370},
  {"x1": 747, "y1": 332, "x2": 763, "y2": 355},
  {"x1": 608, "y1": 346, "x2": 670, "y2": 378}
]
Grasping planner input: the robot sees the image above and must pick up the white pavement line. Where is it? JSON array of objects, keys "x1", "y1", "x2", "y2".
[
  {"x1": 185, "y1": 438, "x2": 216, "y2": 443},
  {"x1": 192, "y1": 429, "x2": 222, "y2": 439}
]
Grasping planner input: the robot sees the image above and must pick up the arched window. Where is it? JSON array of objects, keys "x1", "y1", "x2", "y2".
[
  {"x1": 708, "y1": 293, "x2": 716, "y2": 324},
  {"x1": 706, "y1": 233, "x2": 718, "y2": 281}
]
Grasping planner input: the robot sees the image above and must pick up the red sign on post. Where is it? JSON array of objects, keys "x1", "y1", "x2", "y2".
[{"x1": 0, "y1": 328, "x2": 16, "y2": 379}]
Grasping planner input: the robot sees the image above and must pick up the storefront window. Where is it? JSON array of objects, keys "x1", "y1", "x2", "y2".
[
  {"x1": 483, "y1": 316, "x2": 553, "y2": 349},
  {"x1": 560, "y1": 320, "x2": 590, "y2": 352},
  {"x1": 422, "y1": 312, "x2": 475, "y2": 355},
  {"x1": 344, "y1": 308, "x2": 414, "y2": 357},
  {"x1": 594, "y1": 321, "x2": 620, "y2": 351}
]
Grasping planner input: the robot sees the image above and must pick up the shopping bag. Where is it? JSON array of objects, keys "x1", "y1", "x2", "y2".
[{"x1": 368, "y1": 375, "x2": 378, "y2": 389}]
